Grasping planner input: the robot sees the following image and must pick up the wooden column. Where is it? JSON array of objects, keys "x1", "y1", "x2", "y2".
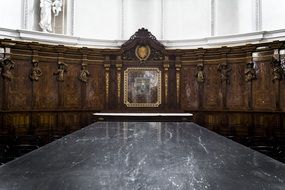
[
  {"x1": 29, "y1": 43, "x2": 41, "y2": 109},
  {"x1": 55, "y1": 47, "x2": 66, "y2": 108},
  {"x1": 175, "y1": 56, "x2": 181, "y2": 109},
  {"x1": 163, "y1": 56, "x2": 169, "y2": 108},
  {"x1": 220, "y1": 50, "x2": 230, "y2": 109},
  {"x1": 116, "y1": 56, "x2": 122, "y2": 108},
  {"x1": 104, "y1": 56, "x2": 111, "y2": 110},
  {"x1": 80, "y1": 49, "x2": 89, "y2": 108},
  {"x1": 0, "y1": 41, "x2": 15, "y2": 110},
  {"x1": 195, "y1": 50, "x2": 206, "y2": 110}
]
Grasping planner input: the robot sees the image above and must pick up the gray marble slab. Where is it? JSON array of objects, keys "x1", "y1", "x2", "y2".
[{"x1": 0, "y1": 122, "x2": 284, "y2": 190}]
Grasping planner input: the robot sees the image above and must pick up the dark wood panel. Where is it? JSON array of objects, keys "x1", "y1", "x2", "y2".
[
  {"x1": 181, "y1": 66, "x2": 199, "y2": 110},
  {"x1": 58, "y1": 112, "x2": 81, "y2": 133},
  {"x1": 3, "y1": 113, "x2": 30, "y2": 135},
  {"x1": 252, "y1": 61, "x2": 275, "y2": 110},
  {"x1": 203, "y1": 64, "x2": 221, "y2": 109},
  {"x1": 7, "y1": 61, "x2": 31, "y2": 110},
  {"x1": 33, "y1": 62, "x2": 58, "y2": 109},
  {"x1": 85, "y1": 65, "x2": 104, "y2": 109},
  {"x1": 227, "y1": 63, "x2": 247, "y2": 109},
  {"x1": 280, "y1": 80, "x2": 285, "y2": 112},
  {"x1": 32, "y1": 112, "x2": 56, "y2": 137},
  {"x1": 62, "y1": 64, "x2": 81, "y2": 108}
]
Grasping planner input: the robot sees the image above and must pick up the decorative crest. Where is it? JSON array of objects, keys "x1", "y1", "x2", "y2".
[{"x1": 121, "y1": 28, "x2": 165, "y2": 62}]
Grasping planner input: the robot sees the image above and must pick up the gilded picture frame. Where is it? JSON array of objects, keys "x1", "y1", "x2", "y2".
[{"x1": 124, "y1": 67, "x2": 161, "y2": 107}]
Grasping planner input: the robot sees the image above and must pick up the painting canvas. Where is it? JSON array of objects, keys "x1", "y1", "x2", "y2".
[{"x1": 124, "y1": 67, "x2": 161, "y2": 107}]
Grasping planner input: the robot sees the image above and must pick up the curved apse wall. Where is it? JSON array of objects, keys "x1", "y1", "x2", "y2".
[{"x1": 0, "y1": 0, "x2": 285, "y2": 48}]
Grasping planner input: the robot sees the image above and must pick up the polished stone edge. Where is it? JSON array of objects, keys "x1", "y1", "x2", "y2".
[
  {"x1": 93, "y1": 113, "x2": 193, "y2": 116},
  {"x1": 1, "y1": 27, "x2": 285, "y2": 49}
]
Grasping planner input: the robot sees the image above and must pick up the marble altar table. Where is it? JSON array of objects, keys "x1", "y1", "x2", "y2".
[{"x1": 0, "y1": 122, "x2": 284, "y2": 190}]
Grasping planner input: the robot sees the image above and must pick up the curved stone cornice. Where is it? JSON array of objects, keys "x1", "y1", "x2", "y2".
[{"x1": 1, "y1": 27, "x2": 285, "y2": 49}]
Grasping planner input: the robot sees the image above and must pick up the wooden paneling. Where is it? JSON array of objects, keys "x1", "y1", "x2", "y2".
[
  {"x1": 32, "y1": 112, "x2": 56, "y2": 136},
  {"x1": 1, "y1": 37, "x2": 285, "y2": 144},
  {"x1": 227, "y1": 63, "x2": 247, "y2": 109},
  {"x1": 203, "y1": 63, "x2": 221, "y2": 109},
  {"x1": 7, "y1": 60, "x2": 31, "y2": 110},
  {"x1": 252, "y1": 61, "x2": 275, "y2": 110},
  {"x1": 33, "y1": 61, "x2": 58, "y2": 109},
  {"x1": 85, "y1": 65, "x2": 104, "y2": 109},
  {"x1": 181, "y1": 65, "x2": 199, "y2": 110},
  {"x1": 62, "y1": 64, "x2": 81, "y2": 108},
  {"x1": 3, "y1": 113, "x2": 30, "y2": 135}
]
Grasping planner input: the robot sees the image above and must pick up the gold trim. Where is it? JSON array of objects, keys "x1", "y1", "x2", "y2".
[
  {"x1": 105, "y1": 71, "x2": 109, "y2": 103},
  {"x1": 176, "y1": 71, "x2": 180, "y2": 104},
  {"x1": 135, "y1": 45, "x2": 151, "y2": 61},
  {"x1": 165, "y1": 73, "x2": 168, "y2": 103},
  {"x1": 117, "y1": 71, "x2": 121, "y2": 103},
  {"x1": 124, "y1": 67, "x2": 161, "y2": 107}
]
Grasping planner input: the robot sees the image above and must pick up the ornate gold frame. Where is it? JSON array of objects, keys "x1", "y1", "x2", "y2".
[{"x1": 124, "y1": 67, "x2": 161, "y2": 107}]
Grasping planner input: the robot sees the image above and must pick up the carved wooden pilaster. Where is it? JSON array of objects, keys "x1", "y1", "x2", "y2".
[
  {"x1": 175, "y1": 57, "x2": 181, "y2": 108},
  {"x1": 79, "y1": 49, "x2": 89, "y2": 108},
  {"x1": 272, "y1": 51, "x2": 283, "y2": 111},
  {"x1": 246, "y1": 52, "x2": 256, "y2": 109},
  {"x1": 163, "y1": 56, "x2": 170, "y2": 106},
  {"x1": 29, "y1": 43, "x2": 42, "y2": 110},
  {"x1": 218, "y1": 53, "x2": 231, "y2": 109},
  {"x1": 55, "y1": 46, "x2": 67, "y2": 108},
  {"x1": 104, "y1": 56, "x2": 111, "y2": 109},
  {"x1": 116, "y1": 58, "x2": 122, "y2": 108},
  {"x1": 0, "y1": 42, "x2": 15, "y2": 110}
]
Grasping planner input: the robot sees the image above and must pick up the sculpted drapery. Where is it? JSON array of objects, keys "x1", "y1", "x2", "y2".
[{"x1": 39, "y1": 0, "x2": 63, "y2": 32}]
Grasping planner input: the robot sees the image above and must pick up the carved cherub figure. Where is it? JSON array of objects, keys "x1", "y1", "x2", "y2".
[
  {"x1": 271, "y1": 59, "x2": 284, "y2": 82},
  {"x1": 54, "y1": 62, "x2": 68, "y2": 81},
  {"x1": 79, "y1": 64, "x2": 90, "y2": 83},
  {"x1": 195, "y1": 63, "x2": 205, "y2": 83},
  {"x1": 245, "y1": 61, "x2": 257, "y2": 82},
  {"x1": 52, "y1": 0, "x2": 63, "y2": 16},
  {"x1": 218, "y1": 63, "x2": 231, "y2": 84},
  {"x1": 0, "y1": 57, "x2": 15, "y2": 80},
  {"x1": 29, "y1": 60, "x2": 43, "y2": 81}
]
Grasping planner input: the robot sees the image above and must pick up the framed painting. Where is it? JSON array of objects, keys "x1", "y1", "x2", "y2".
[{"x1": 123, "y1": 67, "x2": 161, "y2": 107}]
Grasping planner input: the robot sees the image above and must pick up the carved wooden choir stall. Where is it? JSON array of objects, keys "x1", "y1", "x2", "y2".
[{"x1": 0, "y1": 28, "x2": 285, "y2": 163}]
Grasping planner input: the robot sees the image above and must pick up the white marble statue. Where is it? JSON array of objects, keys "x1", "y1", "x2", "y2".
[
  {"x1": 39, "y1": 0, "x2": 63, "y2": 32},
  {"x1": 52, "y1": 0, "x2": 63, "y2": 16}
]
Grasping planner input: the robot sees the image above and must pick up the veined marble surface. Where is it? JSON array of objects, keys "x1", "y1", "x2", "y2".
[{"x1": 0, "y1": 122, "x2": 284, "y2": 190}]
